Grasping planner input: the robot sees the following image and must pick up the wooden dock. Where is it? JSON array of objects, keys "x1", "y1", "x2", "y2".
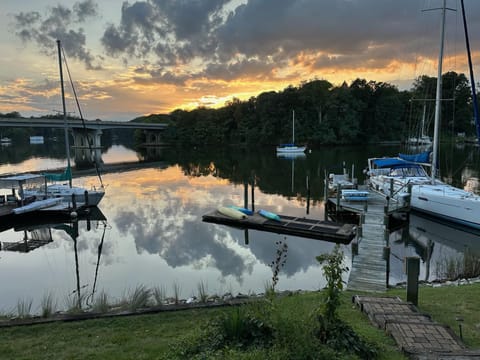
[
  {"x1": 326, "y1": 186, "x2": 410, "y2": 292},
  {"x1": 202, "y1": 211, "x2": 356, "y2": 243}
]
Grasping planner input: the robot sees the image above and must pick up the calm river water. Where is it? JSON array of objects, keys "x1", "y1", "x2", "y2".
[{"x1": 1, "y1": 137, "x2": 480, "y2": 313}]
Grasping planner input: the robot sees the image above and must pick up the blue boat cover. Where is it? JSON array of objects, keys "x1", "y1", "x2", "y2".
[
  {"x1": 398, "y1": 151, "x2": 430, "y2": 163},
  {"x1": 372, "y1": 158, "x2": 413, "y2": 168}
]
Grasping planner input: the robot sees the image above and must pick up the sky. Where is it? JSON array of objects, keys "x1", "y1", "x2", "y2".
[{"x1": 1, "y1": 0, "x2": 480, "y2": 121}]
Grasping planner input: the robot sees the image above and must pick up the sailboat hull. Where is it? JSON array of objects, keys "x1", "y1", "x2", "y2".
[
  {"x1": 411, "y1": 183, "x2": 480, "y2": 229},
  {"x1": 24, "y1": 185, "x2": 105, "y2": 206},
  {"x1": 276, "y1": 145, "x2": 306, "y2": 153}
]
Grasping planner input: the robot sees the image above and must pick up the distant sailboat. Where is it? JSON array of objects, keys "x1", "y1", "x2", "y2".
[{"x1": 276, "y1": 110, "x2": 306, "y2": 154}]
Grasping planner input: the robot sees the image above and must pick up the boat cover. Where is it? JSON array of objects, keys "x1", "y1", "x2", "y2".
[
  {"x1": 43, "y1": 166, "x2": 72, "y2": 182},
  {"x1": 371, "y1": 158, "x2": 418, "y2": 168},
  {"x1": 398, "y1": 151, "x2": 431, "y2": 163}
]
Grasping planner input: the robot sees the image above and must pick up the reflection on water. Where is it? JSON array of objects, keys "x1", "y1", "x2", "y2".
[
  {"x1": 1, "y1": 142, "x2": 480, "y2": 312},
  {"x1": 389, "y1": 213, "x2": 480, "y2": 284}
]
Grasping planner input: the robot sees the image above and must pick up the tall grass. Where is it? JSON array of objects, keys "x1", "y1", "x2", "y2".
[
  {"x1": 64, "y1": 292, "x2": 87, "y2": 314},
  {"x1": 152, "y1": 285, "x2": 166, "y2": 306},
  {"x1": 197, "y1": 281, "x2": 208, "y2": 303},
  {"x1": 40, "y1": 292, "x2": 57, "y2": 318},
  {"x1": 126, "y1": 284, "x2": 150, "y2": 311},
  {"x1": 435, "y1": 250, "x2": 480, "y2": 281},
  {"x1": 16, "y1": 297, "x2": 33, "y2": 318},
  {"x1": 92, "y1": 290, "x2": 110, "y2": 313},
  {"x1": 172, "y1": 282, "x2": 181, "y2": 305}
]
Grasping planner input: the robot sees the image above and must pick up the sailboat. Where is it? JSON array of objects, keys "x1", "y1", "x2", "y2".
[
  {"x1": 276, "y1": 110, "x2": 306, "y2": 154},
  {"x1": 366, "y1": 0, "x2": 480, "y2": 229},
  {"x1": 24, "y1": 40, "x2": 105, "y2": 207},
  {"x1": 406, "y1": 102, "x2": 432, "y2": 147}
]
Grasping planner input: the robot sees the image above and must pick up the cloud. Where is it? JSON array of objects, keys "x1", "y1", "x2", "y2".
[{"x1": 13, "y1": 0, "x2": 101, "y2": 70}]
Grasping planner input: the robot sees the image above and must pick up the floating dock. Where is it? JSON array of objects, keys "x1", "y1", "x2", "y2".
[{"x1": 202, "y1": 211, "x2": 356, "y2": 244}]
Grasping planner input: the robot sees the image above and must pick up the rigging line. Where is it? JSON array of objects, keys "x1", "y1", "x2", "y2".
[
  {"x1": 460, "y1": 0, "x2": 480, "y2": 144},
  {"x1": 87, "y1": 222, "x2": 107, "y2": 305},
  {"x1": 60, "y1": 45, "x2": 105, "y2": 188}
]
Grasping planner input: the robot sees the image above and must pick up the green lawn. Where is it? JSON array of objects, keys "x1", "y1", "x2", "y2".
[{"x1": 1, "y1": 284, "x2": 479, "y2": 359}]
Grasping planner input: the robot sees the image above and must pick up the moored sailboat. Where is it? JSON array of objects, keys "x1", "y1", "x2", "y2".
[
  {"x1": 276, "y1": 110, "x2": 306, "y2": 154},
  {"x1": 23, "y1": 40, "x2": 104, "y2": 207},
  {"x1": 366, "y1": 1, "x2": 480, "y2": 229}
]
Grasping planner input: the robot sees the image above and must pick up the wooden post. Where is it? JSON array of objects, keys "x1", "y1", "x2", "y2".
[
  {"x1": 406, "y1": 257, "x2": 420, "y2": 305},
  {"x1": 306, "y1": 175, "x2": 310, "y2": 215},
  {"x1": 251, "y1": 174, "x2": 255, "y2": 212},
  {"x1": 244, "y1": 180, "x2": 248, "y2": 209},
  {"x1": 383, "y1": 246, "x2": 391, "y2": 288}
]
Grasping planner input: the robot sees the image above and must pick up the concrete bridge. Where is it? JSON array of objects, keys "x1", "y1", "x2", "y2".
[{"x1": 0, "y1": 117, "x2": 168, "y2": 148}]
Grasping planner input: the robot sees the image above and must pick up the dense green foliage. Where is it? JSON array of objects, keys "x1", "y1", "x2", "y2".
[{"x1": 131, "y1": 73, "x2": 477, "y2": 146}]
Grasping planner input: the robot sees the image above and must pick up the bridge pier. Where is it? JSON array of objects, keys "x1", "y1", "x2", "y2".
[
  {"x1": 72, "y1": 128, "x2": 102, "y2": 149},
  {"x1": 144, "y1": 130, "x2": 164, "y2": 145},
  {"x1": 71, "y1": 129, "x2": 103, "y2": 169}
]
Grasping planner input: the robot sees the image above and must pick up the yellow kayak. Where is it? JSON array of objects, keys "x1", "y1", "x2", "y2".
[{"x1": 217, "y1": 206, "x2": 247, "y2": 220}]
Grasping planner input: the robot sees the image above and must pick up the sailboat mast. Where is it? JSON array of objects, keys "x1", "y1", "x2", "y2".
[
  {"x1": 57, "y1": 39, "x2": 72, "y2": 188},
  {"x1": 460, "y1": 0, "x2": 480, "y2": 144},
  {"x1": 431, "y1": 0, "x2": 446, "y2": 183},
  {"x1": 292, "y1": 110, "x2": 295, "y2": 144}
]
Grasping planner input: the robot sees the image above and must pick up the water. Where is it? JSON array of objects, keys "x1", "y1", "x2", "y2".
[{"x1": 1, "y1": 138, "x2": 479, "y2": 313}]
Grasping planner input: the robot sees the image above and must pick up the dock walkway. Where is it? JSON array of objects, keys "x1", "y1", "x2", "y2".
[
  {"x1": 353, "y1": 295, "x2": 480, "y2": 359},
  {"x1": 326, "y1": 186, "x2": 410, "y2": 292}
]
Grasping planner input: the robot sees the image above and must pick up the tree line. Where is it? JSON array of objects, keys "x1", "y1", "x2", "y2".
[
  {"x1": 3, "y1": 72, "x2": 477, "y2": 147},
  {"x1": 134, "y1": 72, "x2": 477, "y2": 146}
]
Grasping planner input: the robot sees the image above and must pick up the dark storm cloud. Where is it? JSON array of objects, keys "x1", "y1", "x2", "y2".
[
  {"x1": 101, "y1": 0, "x2": 229, "y2": 64},
  {"x1": 13, "y1": 0, "x2": 100, "y2": 70},
  {"x1": 13, "y1": 0, "x2": 480, "y2": 85}
]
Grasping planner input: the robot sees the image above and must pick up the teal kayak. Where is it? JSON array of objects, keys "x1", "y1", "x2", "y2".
[{"x1": 258, "y1": 209, "x2": 281, "y2": 222}]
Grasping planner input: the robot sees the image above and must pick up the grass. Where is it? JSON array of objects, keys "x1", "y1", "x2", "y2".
[{"x1": 0, "y1": 284, "x2": 479, "y2": 359}]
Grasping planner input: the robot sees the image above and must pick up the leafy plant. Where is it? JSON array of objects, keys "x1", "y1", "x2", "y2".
[
  {"x1": 316, "y1": 244, "x2": 348, "y2": 322},
  {"x1": 315, "y1": 244, "x2": 377, "y2": 359}
]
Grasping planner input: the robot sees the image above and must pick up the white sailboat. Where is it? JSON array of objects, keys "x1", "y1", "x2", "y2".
[
  {"x1": 276, "y1": 110, "x2": 306, "y2": 154},
  {"x1": 23, "y1": 40, "x2": 104, "y2": 207},
  {"x1": 406, "y1": 102, "x2": 432, "y2": 146},
  {"x1": 367, "y1": 1, "x2": 480, "y2": 229}
]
